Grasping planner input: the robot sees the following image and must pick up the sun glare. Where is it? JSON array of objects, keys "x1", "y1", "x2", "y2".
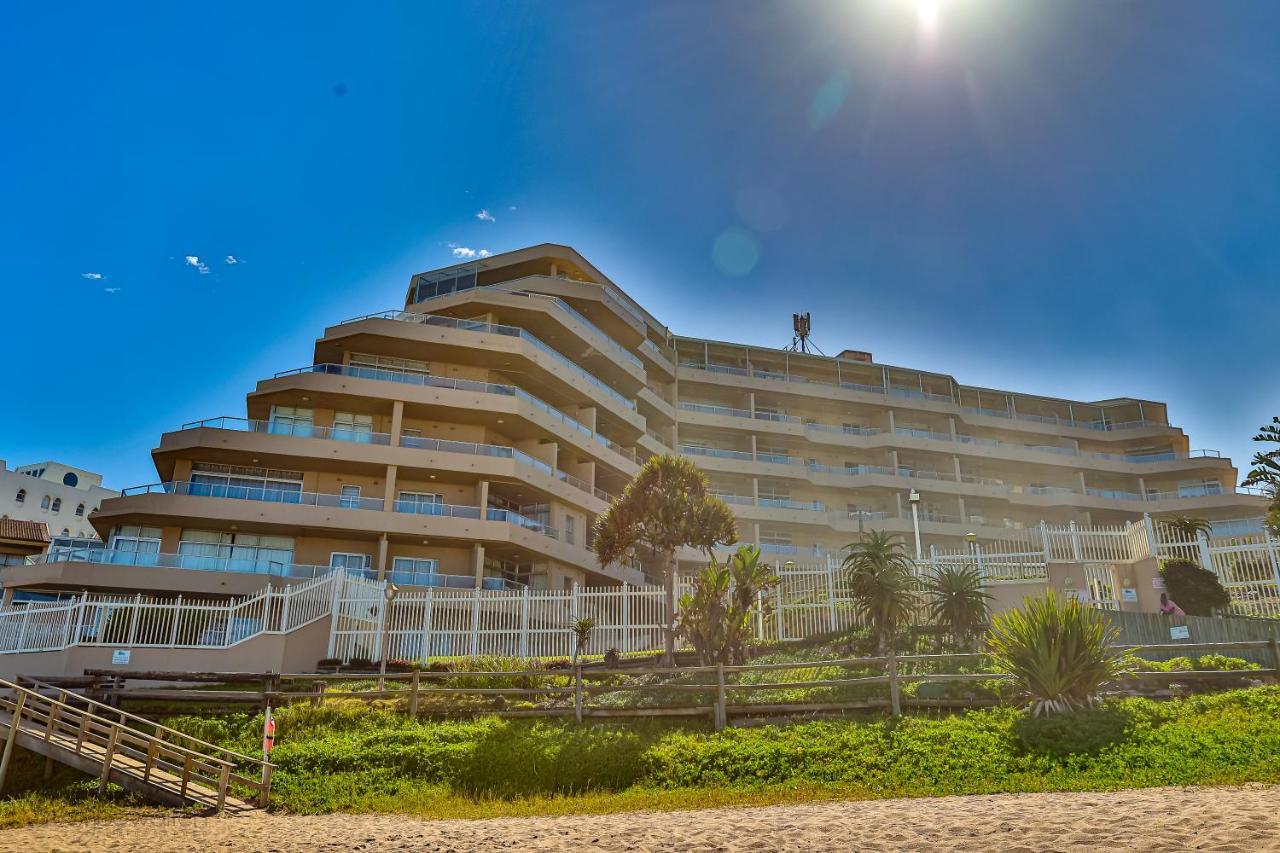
[{"x1": 916, "y1": 0, "x2": 941, "y2": 33}]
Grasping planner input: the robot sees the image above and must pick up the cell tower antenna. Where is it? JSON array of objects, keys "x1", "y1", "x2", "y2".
[{"x1": 786, "y1": 312, "x2": 825, "y2": 355}]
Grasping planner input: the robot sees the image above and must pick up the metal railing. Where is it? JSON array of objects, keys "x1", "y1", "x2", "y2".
[
  {"x1": 120, "y1": 481, "x2": 385, "y2": 511},
  {"x1": 273, "y1": 363, "x2": 636, "y2": 463},
  {"x1": 182, "y1": 416, "x2": 393, "y2": 445},
  {"x1": 29, "y1": 547, "x2": 332, "y2": 580},
  {"x1": 337, "y1": 311, "x2": 636, "y2": 410}
]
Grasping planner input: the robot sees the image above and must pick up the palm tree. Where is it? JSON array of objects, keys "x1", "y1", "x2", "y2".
[
  {"x1": 841, "y1": 530, "x2": 919, "y2": 654},
  {"x1": 922, "y1": 563, "x2": 991, "y2": 650},
  {"x1": 593, "y1": 454, "x2": 738, "y2": 664},
  {"x1": 1159, "y1": 516, "x2": 1213, "y2": 543}
]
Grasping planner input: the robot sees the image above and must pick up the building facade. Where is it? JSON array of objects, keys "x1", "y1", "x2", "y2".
[
  {"x1": 1, "y1": 244, "x2": 1268, "y2": 604},
  {"x1": 0, "y1": 460, "x2": 117, "y2": 540}
]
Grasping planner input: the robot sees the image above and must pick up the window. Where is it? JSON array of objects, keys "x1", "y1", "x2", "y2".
[
  {"x1": 75, "y1": 503, "x2": 85, "y2": 517},
  {"x1": 62, "y1": 471, "x2": 79, "y2": 487},
  {"x1": 189, "y1": 462, "x2": 304, "y2": 501},
  {"x1": 349, "y1": 352, "x2": 431, "y2": 376},
  {"x1": 178, "y1": 530, "x2": 294, "y2": 573},
  {"x1": 332, "y1": 412, "x2": 374, "y2": 443},
  {"x1": 396, "y1": 491, "x2": 443, "y2": 514},
  {"x1": 339, "y1": 485, "x2": 362, "y2": 509},
  {"x1": 108, "y1": 525, "x2": 162, "y2": 566},
  {"x1": 268, "y1": 406, "x2": 314, "y2": 437},
  {"x1": 40, "y1": 495, "x2": 51, "y2": 510},
  {"x1": 50, "y1": 498, "x2": 61, "y2": 513},
  {"x1": 329, "y1": 553, "x2": 372, "y2": 575},
  {"x1": 14, "y1": 489, "x2": 24, "y2": 504},
  {"x1": 390, "y1": 557, "x2": 440, "y2": 584},
  {"x1": 564, "y1": 515, "x2": 576, "y2": 546},
  {"x1": 61, "y1": 528, "x2": 70, "y2": 536}
]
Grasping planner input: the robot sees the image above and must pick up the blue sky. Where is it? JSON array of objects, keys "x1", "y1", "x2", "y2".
[{"x1": 3, "y1": 1, "x2": 1277, "y2": 490}]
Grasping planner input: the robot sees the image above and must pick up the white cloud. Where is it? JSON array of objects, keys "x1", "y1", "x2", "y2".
[
  {"x1": 185, "y1": 255, "x2": 210, "y2": 275},
  {"x1": 224, "y1": 255, "x2": 238, "y2": 265},
  {"x1": 81, "y1": 272, "x2": 103, "y2": 280},
  {"x1": 508, "y1": 206, "x2": 517, "y2": 212},
  {"x1": 103, "y1": 287, "x2": 122, "y2": 294},
  {"x1": 475, "y1": 209, "x2": 496, "y2": 222},
  {"x1": 449, "y1": 244, "x2": 492, "y2": 260}
]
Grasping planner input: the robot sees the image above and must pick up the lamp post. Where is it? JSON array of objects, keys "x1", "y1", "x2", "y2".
[
  {"x1": 908, "y1": 490, "x2": 923, "y2": 561},
  {"x1": 377, "y1": 582, "x2": 399, "y2": 692},
  {"x1": 965, "y1": 531, "x2": 984, "y2": 578}
]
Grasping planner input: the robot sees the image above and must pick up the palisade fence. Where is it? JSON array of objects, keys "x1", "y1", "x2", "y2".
[
  {"x1": 1, "y1": 517, "x2": 1278, "y2": 659},
  {"x1": 0, "y1": 573, "x2": 338, "y2": 655}
]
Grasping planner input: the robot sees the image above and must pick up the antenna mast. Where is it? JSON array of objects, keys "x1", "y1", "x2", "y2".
[{"x1": 786, "y1": 312, "x2": 825, "y2": 355}]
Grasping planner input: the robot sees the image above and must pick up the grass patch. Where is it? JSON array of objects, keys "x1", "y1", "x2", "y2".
[{"x1": 0, "y1": 757, "x2": 166, "y2": 829}]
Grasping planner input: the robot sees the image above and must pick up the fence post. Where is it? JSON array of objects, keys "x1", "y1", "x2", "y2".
[
  {"x1": 887, "y1": 650, "x2": 901, "y2": 716},
  {"x1": 16, "y1": 604, "x2": 31, "y2": 652},
  {"x1": 72, "y1": 594, "x2": 88, "y2": 646},
  {"x1": 1069, "y1": 521, "x2": 1082, "y2": 562},
  {"x1": 1039, "y1": 521, "x2": 1051, "y2": 561},
  {"x1": 169, "y1": 595, "x2": 183, "y2": 647},
  {"x1": 1269, "y1": 637, "x2": 1280, "y2": 677},
  {"x1": 570, "y1": 582, "x2": 580, "y2": 659},
  {"x1": 98, "y1": 724, "x2": 120, "y2": 795},
  {"x1": 0, "y1": 693, "x2": 27, "y2": 794},
  {"x1": 1142, "y1": 513, "x2": 1158, "y2": 560},
  {"x1": 409, "y1": 669, "x2": 420, "y2": 718},
  {"x1": 715, "y1": 662, "x2": 727, "y2": 731},
  {"x1": 280, "y1": 584, "x2": 292, "y2": 632},
  {"x1": 519, "y1": 586, "x2": 530, "y2": 658},
  {"x1": 573, "y1": 664, "x2": 584, "y2": 723},
  {"x1": 421, "y1": 588, "x2": 435, "y2": 660},
  {"x1": 1197, "y1": 533, "x2": 1214, "y2": 573},
  {"x1": 469, "y1": 588, "x2": 481, "y2": 656},
  {"x1": 824, "y1": 560, "x2": 837, "y2": 632},
  {"x1": 126, "y1": 593, "x2": 142, "y2": 646},
  {"x1": 1266, "y1": 533, "x2": 1280, "y2": 591},
  {"x1": 621, "y1": 582, "x2": 631, "y2": 654}
]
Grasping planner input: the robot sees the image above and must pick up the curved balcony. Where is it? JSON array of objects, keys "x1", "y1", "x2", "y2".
[{"x1": 269, "y1": 363, "x2": 638, "y2": 466}]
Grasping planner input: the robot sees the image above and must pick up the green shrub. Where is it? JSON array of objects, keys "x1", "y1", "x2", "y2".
[
  {"x1": 1159, "y1": 559, "x2": 1231, "y2": 616},
  {"x1": 987, "y1": 592, "x2": 1128, "y2": 715}
]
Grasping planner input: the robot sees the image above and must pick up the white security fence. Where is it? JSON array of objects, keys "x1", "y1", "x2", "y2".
[
  {"x1": 0, "y1": 572, "x2": 338, "y2": 655},
  {"x1": 1, "y1": 517, "x2": 1277, "y2": 660}
]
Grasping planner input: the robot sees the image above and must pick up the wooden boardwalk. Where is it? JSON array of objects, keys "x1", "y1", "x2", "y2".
[{"x1": 0, "y1": 677, "x2": 267, "y2": 812}]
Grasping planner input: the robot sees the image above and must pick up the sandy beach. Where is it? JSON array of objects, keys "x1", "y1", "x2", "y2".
[{"x1": 4, "y1": 784, "x2": 1278, "y2": 852}]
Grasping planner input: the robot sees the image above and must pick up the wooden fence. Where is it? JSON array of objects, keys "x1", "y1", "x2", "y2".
[{"x1": 74, "y1": 640, "x2": 1280, "y2": 730}]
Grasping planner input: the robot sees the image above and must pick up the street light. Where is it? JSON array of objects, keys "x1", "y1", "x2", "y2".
[
  {"x1": 965, "y1": 532, "x2": 984, "y2": 577},
  {"x1": 377, "y1": 582, "x2": 400, "y2": 692},
  {"x1": 908, "y1": 490, "x2": 923, "y2": 561}
]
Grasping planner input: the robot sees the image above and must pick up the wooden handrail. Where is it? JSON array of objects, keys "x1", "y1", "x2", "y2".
[{"x1": 20, "y1": 677, "x2": 267, "y2": 769}]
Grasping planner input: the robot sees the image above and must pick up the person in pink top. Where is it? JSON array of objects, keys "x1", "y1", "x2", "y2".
[{"x1": 1159, "y1": 592, "x2": 1186, "y2": 616}]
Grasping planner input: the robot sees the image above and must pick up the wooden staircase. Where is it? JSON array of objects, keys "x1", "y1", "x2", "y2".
[{"x1": 0, "y1": 677, "x2": 270, "y2": 812}]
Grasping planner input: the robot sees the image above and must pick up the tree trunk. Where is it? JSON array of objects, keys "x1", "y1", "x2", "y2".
[{"x1": 662, "y1": 549, "x2": 677, "y2": 666}]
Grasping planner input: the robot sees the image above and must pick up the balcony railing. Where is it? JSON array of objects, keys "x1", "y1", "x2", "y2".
[
  {"x1": 182, "y1": 416, "x2": 393, "y2": 445},
  {"x1": 29, "y1": 547, "x2": 332, "y2": 580},
  {"x1": 806, "y1": 422, "x2": 882, "y2": 437},
  {"x1": 680, "y1": 445, "x2": 754, "y2": 461},
  {"x1": 337, "y1": 311, "x2": 636, "y2": 410},
  {"x1": 120, "y1": 481, "x2": 386, "y2": 511},
  {"x1": 274, "y1": 363, "x2": 636, "y2": 463},
  {"x1": 679, "y1": 401, "x2": 802, "y2": 424},
  {"x1": 399, "y1": 436, "x2": 609, "y2": 502},
  {"x1": 680, "y1": 363, "x2": 1170, "y2": 433}
]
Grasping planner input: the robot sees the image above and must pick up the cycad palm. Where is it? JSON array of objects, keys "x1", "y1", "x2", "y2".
[
  {"x1": 1160, "y1": 516, "x2": 1213, "y2": 543},
  {"x1": 923, "y1": 563, "x2": 991, "y2": 650},
  {"x1": 841, "y1": 530, "x2": 918, "y2": 654}
]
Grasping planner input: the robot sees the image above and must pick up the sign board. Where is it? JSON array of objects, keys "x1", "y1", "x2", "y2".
[
  {"x1": 1151, "y1": 577, "x2": 1166, "y2": 590},
  {"x1": 111, "y1": 649, "x2": 131, "y2": 665},
  {"x1": 1065, "y1": 588, "x2": 1090, "y2": 603},
  {"x1": 1121, "y1": 588, "x2": 1139, "y2": 603},
  {"x1": 1170, "y1": 625, "x2": 1191, "y2": 641}
]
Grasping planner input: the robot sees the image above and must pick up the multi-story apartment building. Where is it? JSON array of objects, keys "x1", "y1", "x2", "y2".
[
  {"x1": 0, "y1": 460, "x2": 117, "y2": 540},
  {"x1": 2, "y1": 244, "x2": 1267, "y2": 605}
]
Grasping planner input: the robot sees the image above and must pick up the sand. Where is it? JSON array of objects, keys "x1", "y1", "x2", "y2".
[{"x1": 4, "y1": 784, "x2": 1278, "y2": 851}]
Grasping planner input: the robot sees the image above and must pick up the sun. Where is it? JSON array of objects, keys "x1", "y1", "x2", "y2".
[{"x1": 916, "y1": 0, "x2": 941, "y2": 33}]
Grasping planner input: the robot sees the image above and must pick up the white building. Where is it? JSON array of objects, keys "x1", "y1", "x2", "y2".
[{"x1": 0, "y1": 460, "x2": 119, "y2": 540}]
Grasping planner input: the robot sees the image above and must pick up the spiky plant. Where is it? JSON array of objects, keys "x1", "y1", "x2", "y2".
[
  {"x1": 571, "y1": 616, "x2": 595, "y2": 662},
  {"x1": 841, "y1": 530, "x2": 919, "y2": 654},
  {"x1": 1159, "y1": 516, "x2": 1213, "y2": 544},
  {"x1": 593, "y1": 454, "x2": 738, "y2": 664},
  {"x1": 923, "y1": 563, "x2": 992, "y2": 650},
  {"x1": 986, "y1": 591, "x2": 1128, "y2": 716},
  {"x1": 1242, "y1": 416, "x2": 1280, "y2": 537}
]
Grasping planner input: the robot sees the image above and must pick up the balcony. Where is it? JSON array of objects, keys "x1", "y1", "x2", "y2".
[
  {"x1": 680, "y1": 362, "x2": 1171, "y2": 435},
  {"x1": 183, "y1": 416, "x2": 392, "y2": 444},
  {"x1": 399, "y1": 435, "x2": 611, "y2": 502},
  {"x1": 272, "y1": 363, "x2": 637, "y2": 464},
  {"x1": 391, "y1": 500, "x2": 560, "y2": 541},
  {"x1": 121, "y1": 481, "x2": 386, "y2": 510},
  {"x1": 29, "y1": 546, "x2": 332, "y2": 580},
  {"x1": 336, "y1": 311, "x2": 637, "y2": 410},
  {"x1": 679, "y1": 402, "x2": 802, "y2": 424}
]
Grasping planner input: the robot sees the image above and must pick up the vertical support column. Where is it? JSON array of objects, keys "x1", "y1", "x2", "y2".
[
  {"x1": 1077, "y1": 471, "x2": 1087, "y2": 495},
  {"x1": 389, "y1": 400, "x2": 404, "y2": 445},
  {"x1": 384, "y1": 464, "x2": 399, "y2": 508},
  {"x1": 894, "y1": 491, "x2": 903, "y2": 520},
  {"x1": 952, "y1": 456, "x2": 963, "y2": 481},
  {"x1": 887, "y1": 409, "x2": 896, "y2": 434},
  {"x1": 376, "y1": 533, "x2": 389, "y2": 582},
  {"x1": 948, "y1": 417, "x2": 957, "y2": 438},
  {"x1": 475, "y1": 480, "x2": 490, "y2": 515},
  {"x1": 471, "y1": 543, "x2": 485, "y2": 588},
  {"x1": 1137, "y1": 477, "x2": 1147, "y2": 502},
  {"x1": 749, "y1": 434, "x2": 758, "y2": 461}
]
